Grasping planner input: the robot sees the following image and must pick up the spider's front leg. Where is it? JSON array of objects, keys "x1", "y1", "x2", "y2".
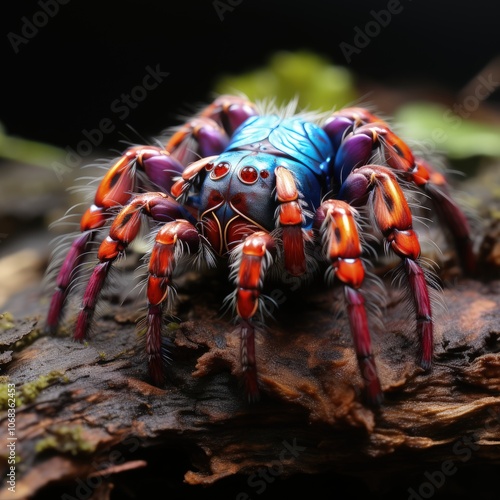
[
  {"x1": 45, "y1": 146, "x2": 186, "y2": 332},
  {"x1": 230, "y1": 232, "x2": 277, "y2": 401},
  {"x1": 275, "y1": 166, "x2": 308, "y2": 275},
  {"x1": 46, "y1": 95, "x2": 257, "y2": 334},
  {"x1": 145, "y1": 219, "x2": 202, "y2": 385},
  {"x1": 73, "y1": 192, "x2": 199, "y2": 382},
  {"x1": 314, "y1": 200, "x2": 383, "y2": 406},
  {"x1": 340, "y1": 166, "x2": 434, "y2": 369}
]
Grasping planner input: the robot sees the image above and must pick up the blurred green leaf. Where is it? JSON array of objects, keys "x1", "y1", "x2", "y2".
[
  {"x1": 216, "y1": 51, "x2": 500, "y2": 162},
  {"x1": 394, "y1": 102, "x2": 500, "y2": 159},
  {"x1": 214, "y1": 50, "x2": 358, "y2": 112},
  {"x1": 0, "y1": 121, "x2": 65, "y2": 168}
]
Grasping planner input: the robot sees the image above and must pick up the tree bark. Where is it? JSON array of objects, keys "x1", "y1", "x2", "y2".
[{"x1": 1, "y1": 271, "x2": 499, "y2": 499}]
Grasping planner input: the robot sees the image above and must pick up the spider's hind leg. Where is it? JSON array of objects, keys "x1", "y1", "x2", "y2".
[
  {"x1": 411, "y1": 157, "x2": 476, "y2": 275},
  {"x1": 164, "y1": 94, "x2": 259, "y2": 165},
  {"x1": 323, "y1": 107, "x2": 476, "y2": 275}
]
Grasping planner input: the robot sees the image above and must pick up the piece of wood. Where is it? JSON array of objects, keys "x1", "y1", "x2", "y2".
[{"x1": 1, "y1": 271, "x2": 499, "y2": 499}]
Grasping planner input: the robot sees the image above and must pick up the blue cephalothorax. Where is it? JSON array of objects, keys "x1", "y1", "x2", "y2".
[
  {"x1": 198, "y1": 115, "x2": 333, "y2": 253},
  {"x1": 227, "y1": 115, "x2": 333, "y2": 177},
  {"x1": 45, "y1": 95, "x2": 475, "y2": 406}
]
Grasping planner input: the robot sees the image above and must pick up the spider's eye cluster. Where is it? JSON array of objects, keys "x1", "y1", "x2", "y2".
[{"x1": 206, "y1": 160, "x2": 269, "y2": 185}]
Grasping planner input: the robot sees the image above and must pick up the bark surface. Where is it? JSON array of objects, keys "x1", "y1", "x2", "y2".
[{"x1": 1, "y1": 271, "x2": 499, "y2": 499}]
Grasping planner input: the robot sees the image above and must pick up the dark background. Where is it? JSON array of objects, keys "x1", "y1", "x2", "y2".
[
  {"x1": 2, "y1": 3, "x2": 500, "y2": 499},
  {"x1": 3, "y1": 0, "x2": 500, "y2": 151}
]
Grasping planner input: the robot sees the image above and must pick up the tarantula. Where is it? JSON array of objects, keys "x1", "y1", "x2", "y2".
[{"x1": 45, "y1": 95, "x2": 475, "y2": 405}]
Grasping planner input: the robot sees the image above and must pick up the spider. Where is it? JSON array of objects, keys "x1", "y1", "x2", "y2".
[{"x1": 45, "y1": 95, "x2": 475, "y2": 406}]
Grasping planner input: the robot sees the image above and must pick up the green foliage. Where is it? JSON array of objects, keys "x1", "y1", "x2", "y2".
[
  {"x1": 395, "y1": 102, "x2": 500, "y2": 160},
  {"x1": 0, "y1": 121, "x2": 65, "y2": 167},
  {"x1": 216, "y1": 50, "x2": 500, "y2": 162},
  {"x1": 215, "y1": 50, "x2": 358, "y2": 112}
]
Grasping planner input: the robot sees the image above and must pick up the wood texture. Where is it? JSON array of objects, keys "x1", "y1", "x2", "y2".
[{"x1": 1, "y1": 270, "x2": 499, "y2": 499}]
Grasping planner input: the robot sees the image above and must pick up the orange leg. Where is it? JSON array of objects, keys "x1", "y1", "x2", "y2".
[
  {"x1": 412, "y1": 158, "x2": 476, "y2": 275},
  {"x1": 46, "y1": 96, "x2": 258, "y2": 334},
  {"x1": 324, "y1": 107, "x2": 476, "y2": 275},
  {"x1": 146, "y1": 220, "x2": 201, "y2": 385},
  {"x1": 314, "y1": 199, "x2": 383, "y2": 405},
  {"x1": 340, "y1": 165, "x2": 434, "y2": 370},
  {"x1": 361, "y1": 123, "x2": 474, "y2": 274},
  {"x1": 275, "y1": 166, "x2": 307, "y2": 276},
  {"x1": 45, "y1": 146, "x2": 185, "y2": 332},
  {"x1": 74, "y1": 192, "x2": 193, "y2": 345},
  {"x1": 231, "y1": 231, "x2": 276, "y2": 400},
  {"x1": 199, "y1": 94, "x2": 259, "y2": 135}
]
